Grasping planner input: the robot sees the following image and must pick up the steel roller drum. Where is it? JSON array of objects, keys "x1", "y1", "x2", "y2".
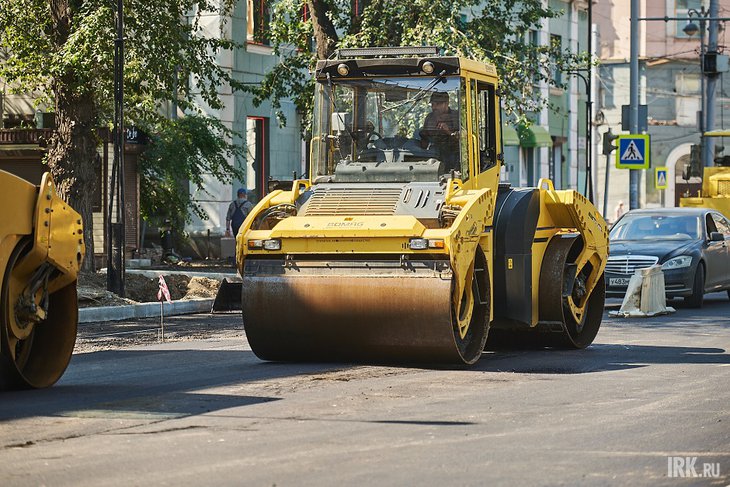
[{"x1": 241, "y1": 258, "x2": 474, "y2": 364}]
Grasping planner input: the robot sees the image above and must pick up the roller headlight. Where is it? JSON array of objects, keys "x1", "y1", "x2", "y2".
[
  {"x1": 263, "y1": 239, "x2": 282, "y2": 251},
  {"x1": 409, "y1": 238, "x2": 445, "y2": 250},
  {"x1": 661, "y1": 256, "x2": 692, "y2": 270},
  {"x1": 248, "y1": 239, "x2": 282, "y2": 251}
]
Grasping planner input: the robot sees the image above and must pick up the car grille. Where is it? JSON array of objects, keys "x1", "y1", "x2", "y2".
[
  {"x1": 606, "y1": 255, "x2": 659, "y2": 275},
  {"x1": 301, "y1": 187, "x2": 403, "y2": 216}
]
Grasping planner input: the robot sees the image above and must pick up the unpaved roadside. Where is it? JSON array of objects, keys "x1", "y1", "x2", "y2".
[{"x1": 74, "y1": 312, "x2": 244, "y2": 353}]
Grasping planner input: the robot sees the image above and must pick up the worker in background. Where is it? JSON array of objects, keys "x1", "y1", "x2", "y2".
[
  {"x1": 419, "y1": 91, "x2": 460, "y2": 171},
  {"x1": 226, "y1": 188, "x2": 254, "y2": 238},
  {"x1": 614, "y1": 200, "x2": 625, "y2": 222}
]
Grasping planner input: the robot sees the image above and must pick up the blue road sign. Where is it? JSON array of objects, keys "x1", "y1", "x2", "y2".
[
  {"x1": 655, "y1": 166, "x2": 668, "y2": 189},
  {"x1": 616, "y1": 134, "x2": 650, "y2": 169}
]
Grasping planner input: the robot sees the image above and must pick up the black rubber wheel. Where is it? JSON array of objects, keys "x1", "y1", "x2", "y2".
[
  {"x1": 0, "y1": 239, "x2": 78, "y2": 390},
  {"x1": 684, "y1": 264, "x2": 705, "y2": 309},
  {"x1": 537, "y1": 234, "x2": 604, "y2": 349},
  {"x1": 726, "y1": 289, "x2": 730, "y2": 301},
  {"x1": 451, "y1": 248, "x2": 490, "y2": 364}
]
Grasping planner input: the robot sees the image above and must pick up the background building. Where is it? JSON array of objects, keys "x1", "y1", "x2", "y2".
[
  {"x1": 189, "y1": 1, "x2": 303, "y2": 240},
  {"x1": 501, "y1": 0, "x2": 592, "y2": 196},
  {"x1": 595, "y1": 0, "x2": 730, "y2": 220}
]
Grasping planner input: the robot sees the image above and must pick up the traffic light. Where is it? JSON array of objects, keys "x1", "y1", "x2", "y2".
[
  {"x1": 689, "y1": 144, "x2": 702, "y2": 177},
  {"x1": 703, "y1": 52, "x2": 729, "y2": 74},
  {"x1": 602, "y1": 130, "x2": 618, "y2": 156}
]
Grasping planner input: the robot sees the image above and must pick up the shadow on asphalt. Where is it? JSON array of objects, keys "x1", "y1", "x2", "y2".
[
  {"x1": 0, "y1": 350, "x2": 346, "y2": 422},
  {"x1": 474, "y1": 343, "x2": 728, "y2": 374},
  {"x1": 1, "y1": 335, "x2": 728, "y2": 422}
]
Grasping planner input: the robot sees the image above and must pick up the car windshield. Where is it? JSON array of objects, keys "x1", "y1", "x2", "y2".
[
  {"x1": 310, "y1": 76, "x2": 467, "y2": 183},
  {"x1": 610, "y1": 214, "x2": 701, "y2": 240}
]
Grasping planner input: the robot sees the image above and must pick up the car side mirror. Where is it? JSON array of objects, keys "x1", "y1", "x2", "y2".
[{"x1": 709, "y1": 231, "x2": 725, "y2": 242}]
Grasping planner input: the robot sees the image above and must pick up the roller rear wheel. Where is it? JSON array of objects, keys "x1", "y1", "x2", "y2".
[
  {"x1": 538, "y1": 235, "x2": 604, "y2": 349},
  {"x1": 0, "y1": 240, "x2": 78, "y2": 389}
]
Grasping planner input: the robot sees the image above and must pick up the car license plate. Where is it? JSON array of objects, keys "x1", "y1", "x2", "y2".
[{"x1": 609, "y1": 277, "x2": 631, "y2": 286}]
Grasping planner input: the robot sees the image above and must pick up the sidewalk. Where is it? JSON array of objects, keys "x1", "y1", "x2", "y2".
[{"x1": 79, "y1": 268, "x2": 240, "y2": 323}]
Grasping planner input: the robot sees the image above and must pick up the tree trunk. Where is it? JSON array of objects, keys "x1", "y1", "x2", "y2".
[
  {"x1": 307, "y1": 0, "x2": 339, "y2": 59},
  {"x1": 47, "y1": 86, "x2": 99, "y2": 273},
  {"x1": 48, "y1": 0, "x2": 98, "y2": 272}
]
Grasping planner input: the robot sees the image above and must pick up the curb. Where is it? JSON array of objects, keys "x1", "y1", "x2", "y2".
[
  {"x1": 124, "y1": 269, "x2": 239, "y2": 279},
  {"x1": 79, "y1": 298, "x2": 215, "y2": 324}
]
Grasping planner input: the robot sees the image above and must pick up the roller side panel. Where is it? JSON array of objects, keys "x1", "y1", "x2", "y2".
[{"x1": 491, "y1": 186, "x2": 540, "y2": 328}]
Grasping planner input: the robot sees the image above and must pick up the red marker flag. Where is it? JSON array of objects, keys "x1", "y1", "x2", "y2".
[{"x1": 157, "y1": 275, "x2": 172, "y2": 304}]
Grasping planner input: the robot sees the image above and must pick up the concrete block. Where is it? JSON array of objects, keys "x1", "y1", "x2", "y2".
[
  {"x1": 609, "y1": 265, "x2": 675, "y2": 318},
  {"x1": 220, "y1": 237, "x2": 236, "y2": 258},
  {"x1": 126, "y1": 258, "x2": 152, "y2": 269}
]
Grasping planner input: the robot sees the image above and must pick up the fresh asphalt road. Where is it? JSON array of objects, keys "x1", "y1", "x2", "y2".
[{"x1": 1, "y1": 294, "x2": 729, "y2": 486}]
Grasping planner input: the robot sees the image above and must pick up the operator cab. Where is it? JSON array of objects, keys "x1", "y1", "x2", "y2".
[{"x1": 312, "y1": 48, "x2": 478, "y2": 185}]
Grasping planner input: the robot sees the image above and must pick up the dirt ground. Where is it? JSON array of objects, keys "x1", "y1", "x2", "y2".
[{"x1": 77, "y1": 272, "x2": 222, "y2": 308}]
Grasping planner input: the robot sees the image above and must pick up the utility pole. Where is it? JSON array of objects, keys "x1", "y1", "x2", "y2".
[
  {"x1": 107, "y1": 0, "x2": 126, "y2": 297},
  {"x1": 629, "y1": 0, "x2": 640, "y2": 209},
  {"x1": 704, "y1": 0, "x2": 720, "y2": 167}
]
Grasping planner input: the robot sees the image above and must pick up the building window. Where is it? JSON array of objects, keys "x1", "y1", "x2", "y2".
[
  {"x1": 675, "y1": 72, "x2": 701, "y2": 126},
  {"x1": 247, "y1": 0, "x2": 270, "y2": 45},
  {"x1": 673, "y1": 0, "x2": 705, "y2": 38},
  {"x1": 245, "y1": 117, "x2": 269, "y2": 203},
  {"x1": 551, "y1": 34, "x2": 563, "y2": 86}
]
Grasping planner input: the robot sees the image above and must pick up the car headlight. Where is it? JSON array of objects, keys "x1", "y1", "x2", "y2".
[{"x1": 661, "y1": 256, "x2": 692, "y2": 270}]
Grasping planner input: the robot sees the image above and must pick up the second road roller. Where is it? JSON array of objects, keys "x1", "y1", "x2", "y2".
[
  {"x1": 0, "y1": 170, "x2": 84, "y2": 389},
  {"x1": 236, "y1": 47, "x2": 609, "y2": 364}
]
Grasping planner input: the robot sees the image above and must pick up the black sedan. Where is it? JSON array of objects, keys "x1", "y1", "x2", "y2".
[{"x1": 606, "y1": 208, "x2": 730, "y2": 307}]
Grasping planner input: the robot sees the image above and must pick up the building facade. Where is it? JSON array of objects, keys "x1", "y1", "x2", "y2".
[
  {"x1": 595, "y1": 0, "x2": 730, "y2": 220},
  {"x1": 501, "y1": 0, "x2": 592, "y2": 195},
  {"x1": 189, "y1": 1, "x2": 304, "y2": 240}
]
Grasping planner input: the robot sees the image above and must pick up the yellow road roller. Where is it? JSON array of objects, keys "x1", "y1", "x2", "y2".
[
  {"x1": 236, "y1": 47, "x2": 608, "y2": 364},
  {"x1": 0, "y1": 170, "x2": 84, "y2": 389},
  {"x1": 680, "y1": 130, "x2": 730, "y2": 220}
]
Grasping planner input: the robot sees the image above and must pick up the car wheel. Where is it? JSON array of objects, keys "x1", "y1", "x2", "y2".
[{"x1": 684, "y1": 264, "x2": 705, "y2": 308}]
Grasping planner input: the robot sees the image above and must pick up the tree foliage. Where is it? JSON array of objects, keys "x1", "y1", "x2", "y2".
[
  {"x1": 247, "y1": 0, "x2": 590, "y2": 130},
  {"x1": 0, "y1": 0, "x2": 246, "y2": 268},
  {"x1": 139, "y1": 115, "x2": 244, "y2": 228}
]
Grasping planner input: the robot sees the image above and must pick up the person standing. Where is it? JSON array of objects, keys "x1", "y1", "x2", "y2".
[
  {"x1": 614, "y1": 200, "x2": 625, "y2": 222},
  {"x1": 226, "y1": 188, "x2": 253, "y2": 237}
]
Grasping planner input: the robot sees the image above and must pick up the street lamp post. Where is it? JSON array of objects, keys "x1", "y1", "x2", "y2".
[
  {"x1": 683, "y1": 3, "x2": 721, "y2": 167},
  {"x1": 106, "y1": 0, "x2": 126, "y2": 296}
]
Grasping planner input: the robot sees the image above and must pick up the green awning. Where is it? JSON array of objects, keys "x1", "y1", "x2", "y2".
[
  {"x1": 517, "y1": 125, "x2": 553, "y2": 148},
  {"x1": 502, "y1": 125, "x2": 520, "y2": 146}
]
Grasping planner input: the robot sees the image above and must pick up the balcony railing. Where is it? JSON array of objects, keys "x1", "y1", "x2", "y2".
[{"x1": 0, "y1": 129, "x2": 54, "y2": 145}]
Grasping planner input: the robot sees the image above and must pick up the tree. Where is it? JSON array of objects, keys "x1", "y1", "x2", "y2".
[
  {"x1": 139, "y1": 115, "x2": 244, "y2": 230},
  {"x1": 0, "y1": 0, "x2": 246, "y2": 270},
  {"x1": 247, "y1": 0, "x2": 590, "y2": 130}
]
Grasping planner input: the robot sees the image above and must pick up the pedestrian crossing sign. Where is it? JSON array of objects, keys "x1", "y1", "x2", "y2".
[
  {"x1": 616, "y1": 134, "x2": 650, "y2": 169},
  {"x1": 655, "y1": 166, "x2": 668, "y2": 189}
]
